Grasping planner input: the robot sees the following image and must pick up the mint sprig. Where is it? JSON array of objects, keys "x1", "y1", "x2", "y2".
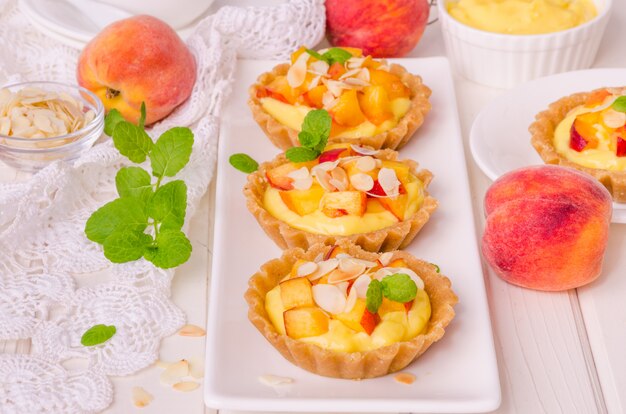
[
  {"x1": 81, "y1": 324, "x2": 116, "y2": 346},
  {"x1": 285, "y1": 109, "x2": 332, "y2": 163},
  {"x1": 305, "y1": 47, "x2": 353, "y2": 66},
  {"x1": 366, "y1": 273, "x2": 419, "y2": 314},
  {"x1": 85, "y1": 105, "x2": 193, "y2": 269},
  {"x1": 612, "y1": 96, "x2": 626, "y2": 112}
]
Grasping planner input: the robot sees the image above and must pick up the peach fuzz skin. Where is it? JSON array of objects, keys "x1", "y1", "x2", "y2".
[
  {"x1": 325, "y1": 0, "x2": 429, "y2": 58},
  {"x1": 77, "y1": 15, "x2": 196, "y2": 126},
  {"x1": 482, "y1": 165, "x2": 612, "y2": 292}
]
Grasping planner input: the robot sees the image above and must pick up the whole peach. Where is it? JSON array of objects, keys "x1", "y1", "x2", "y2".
[
  {"x1": 482, "y1": 165, "x2": 612, "y2": 291},
  {"x1": 325, "y1": 0, "x2": 430, "y2": 58},
  {"x1": 77, "y1": 15, "x2": 196, "y2": 126}
]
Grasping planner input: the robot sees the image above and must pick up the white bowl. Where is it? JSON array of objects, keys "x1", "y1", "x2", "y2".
[
  {"x1": 438, "y1": 0, "x2": 612, "y2": 88},
  {"x1": 97, "y1": 0, "x2": 214, "y2": 29}
]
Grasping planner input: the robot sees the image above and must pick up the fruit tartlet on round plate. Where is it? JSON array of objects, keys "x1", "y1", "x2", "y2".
[
  {"x1": 244, "y1": 143, "x2": 438, "y2": 252},
  {"x1": 245, "y1": 241, "x2": 457, "y2": 379},
  {"x1": 530, "y1": 87, "x2": 626, "y2": 202},
  {"x1": 248, "y1": 46, "x2": 431, "y2": 150}
]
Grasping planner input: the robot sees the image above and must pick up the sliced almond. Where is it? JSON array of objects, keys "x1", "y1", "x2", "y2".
[
  {"x1": 346, "y1": 57, "x2": 365, "y2": 69},
  {"x1": 313, "y1": 253, "x2": 324, "y2": 263},
  {"x1": 603, "y1": 108, "x2": 626, "y2": 128},
  {"x1": 308, "y1": 258, "x2": 339, "y2": 281},
  {"x1": 339, "y1": 68, "x2": 362, "y2": 80},
  {"x1": 312, "y1": 160, "x2": 340, "y2": 173},
  {"x1": 339, "y1": 258, "x2": 367, "y2": 276},
  {"x1": 312, "y1": 284, "x2": 347, "y2": 314},
  {"x1": 327, "y1": 261, "x2": 365, "y2": 283},
  {"x1": 352, "y1": 274, "x2": 372, "y2": 299},
  {"x1": 178, "y1": 324, "x2": 206, "y2": 337},
  {"x1": 355, "y1": 156, "x2": 376, "y2": 172},
  {"x1": 378, "y1": 252, "x2": 394, "y2": 266},
  {"x1": 394, "y1": 372, "x2": 416, "y2": 385},
  {"x1": 344, "y1": 286, "x2": 358, "y2": 313},
  {"x1": 325, "y1": 79, "x2": 345, "y2": 97},
  {"x1": 309, "y1": 60, "x2": 329, "y2": 76},
  {"x1": 189, "y1": 358, "x2": 205, "y2": 379},
  {"x1": 329, "y1": 167, "x2": 349, "y2": 191},
  {"x1": 315, "y1": 170, "x2": 336, "y2": 192},
  {"x1": 287, "y1": 52, "x2": 309, "y2": 88},
  {"x1": 345, "y1": 257, "x2": 378, "y2": 268},
  {"x1": 344, "y1": 78, "x2": 369, "y2": 88},
  {"x1": 172, "y1": 381, "x2": 200, "y2": 392},
  {"x1": 292, "y1": 176, "x2": 313, "y2": 191},
  {"x1": 296, "y1": 261, "x2": 318, "y2": 277},
  {"x1": 159, "y1": 359, "x2": 189, "y2": 385},
  {"x1": 357, "y1": 68, "x2": 370, "y2": 83},
  {"x1": 287, "y1": 167, "x2": 310, "y2": 180},
  {"x1": 308, "y1": 75, "x2": 321, "y2": 90},
  {"x1": 132, "y1": 386, "x2": 154, "y2": 407},
  {"x1": 378, "y1": 168, "x2": 400, "y2": 196},
  {"x1": 350, "y1": 173, "x2": 374, "y2": 192},
  {"x1": 258, "y1": 374, "x2": 294, "y2": 386},
  {"x1": 322, "y1": 90, "x2": 337, "y2": 109},
  {"x1": 350, "y1": 144, "x2": 379, "y2": 156}
]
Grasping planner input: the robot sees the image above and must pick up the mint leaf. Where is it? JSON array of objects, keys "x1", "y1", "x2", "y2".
[
  {"x1": 112, "y1": 122, "x2": 154, "y2": 163},
  {"x1": 139, "y1": 102, "x2": 147, "y2": 129},
  {"x1": 298, "y1": 130, "x2": 320, "y2": 149},
  {"x1": 229, "y1": 153, "x2": 258, "y2": 173},
  {"x1": 305, "y1": 48, "x2": 327, "y2": 62},
  {"x1": 381, "y1": 273, "x2": 417, "y2": 303},
  {"x1": 104, "y1": 109, "x2": 125, "y2": 137},
  {"x1": 286, "y1": 146, "x2": 319, "y2": 163},
  {"x1": 85, "y1": 198, "x2": 148, "y2": 244},
  {"x1": 366, "y1": 279, "x2": 383, "y2": 314},
  {"x1": 103, "y1": 229, "x2": 152, "y2": 263},
  {"x1": 144, "y1": 230, "x2": 192, "y2": 269},
  {"x1": 147, "y1": 180, "x2": 187, "y2": 231},
  {"x1": 81, "y1": 324, "x2": 116, "y2": 346},
  {"x1": 150, "y1": 127, "x2": 194, "y2": 177},
  {"x1": 322, "y1": 48, "x2": 352, "y2": 65},
  {"x1": 302, "y1": 109, "x2": 331, "y2": 145},
  {"x1": 115, "y1": 167, "x2": 153, "y2": 202},
  {"x1": 612, "y1": 96, "x2": 626, "y2": 112}
]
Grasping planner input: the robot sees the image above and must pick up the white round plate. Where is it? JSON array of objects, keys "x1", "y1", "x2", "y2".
[
  {"x1": 470, "y1": 68, "x2": 626, "y2": 223},
  {"x1": 19, "y1": 0, "x2": 198, "y2": 49}
]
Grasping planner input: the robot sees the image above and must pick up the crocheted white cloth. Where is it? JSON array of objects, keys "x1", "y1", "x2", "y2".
[{"x1": 0, "y1": 0, "x2": 324, "y2": 412}]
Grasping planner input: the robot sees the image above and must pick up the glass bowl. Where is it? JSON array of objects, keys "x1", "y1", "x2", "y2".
[{"x1": 0, "y1": 81, "x2": 105, "y2": 172}]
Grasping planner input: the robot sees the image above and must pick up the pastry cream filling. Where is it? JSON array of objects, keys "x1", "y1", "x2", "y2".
[
  {"x1": 263, "y1": 180, "x2": 424, "y2": 236},
  {"x1": 554, "y1": 105, "x2": 626, "y2": 171},
  {"x1": 260, "y1": 97, "x2": 412, "y2": 138},
  {"x1": 447, "y1": 0, "x2": 597, "y2": 35},
  {"x1": 265, "y1": 286, "x2": 431, "y2": 352}
]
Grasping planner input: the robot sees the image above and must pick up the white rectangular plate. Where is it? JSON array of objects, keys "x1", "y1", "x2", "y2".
[{"x1": 205, "y1": 57, "x2": 501, "y2": 413}]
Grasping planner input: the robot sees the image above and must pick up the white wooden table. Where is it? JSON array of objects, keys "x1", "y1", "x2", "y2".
[{"x1": 2, "y1": 1, "x2": 626, "y2": 413}]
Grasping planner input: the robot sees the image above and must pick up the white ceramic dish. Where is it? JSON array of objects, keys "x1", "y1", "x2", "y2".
[
  {"x1": 439, "y1": 0, "x2": 612, "y2": 88},
  {"x1": 204, "y1": 57, "x2": 501, "y2": 413},
  {"x1": 19, "y1": 0, "x2": 200, "y2": 49},
  {"x1": 470, "y1": 67, "x2": 626, "y2": 223}
]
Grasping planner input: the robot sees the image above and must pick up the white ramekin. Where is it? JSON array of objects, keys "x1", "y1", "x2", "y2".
[{"x1": 439, "y1": 0, "x2": 612, "y2": 88}]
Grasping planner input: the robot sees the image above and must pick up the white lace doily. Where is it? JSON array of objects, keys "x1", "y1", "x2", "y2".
[{"x1": 0, "y1": 0, "x2": 325, "y2": 411}]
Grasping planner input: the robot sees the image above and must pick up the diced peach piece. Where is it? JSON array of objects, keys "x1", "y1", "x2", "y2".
[
  {"x1": 290, "y1": 46, "x2": 308, "y2": 64},
  {"x1": 369, "y1": 69, "x2": 410, "y2": 100},
  {"x1": 303, "y1": 85, "x2": 327, "y2": 108},
  {"x1": 378, "y1": 194, "x2": 408, "y2": 220},
  {"x1": 320, "y1": 191, "x2": 367, "y2": 217},
  {"x1": 279, "y1": 184, "x2": 325, "y2": 216},
  {"x1": 267, "y1": 76, "x2": 300, "y2": 104},
  {"x1": 328, "y1": 62, "x2": 347, "y2": 80},
  {"x1": 388, "y1": 258, "x2": 409, "y2": 268},
  {"x1": 280, "y1": 277, "x2": 315, "y2": 310},
  {"x1": 266, "y1": 163, "x2": 298, "y2": 190},
  {"x1": 585, "y1": 89, "x2": 611, "y2": 107},
  {"x1": 358, "y1": 85, "x2": 393, "y2": 126},
  {"x1": 572, "y1": 113, "x2": 599, "y2": 149},
  {"x1": 361, "y1": 56, "x2": 381, "y2": 70},
  {"x1": 284, "y1": 307, "x2": 330, "y2": 339},
  {"x1": 380, "y1": 160, "x2": 411, "y2": 184},
  {"x1": 334, "y1": 298, "x2": 367, "y2": 333},
  {"x1": 378, "y1": 297, "x2": 405, "y2": 317},
  {"x1": 331, "y1": 89, "x2": 367, "y2": 127},
  {"x1": 360, "y1": 308, "x2": 380, "y2": 335}
]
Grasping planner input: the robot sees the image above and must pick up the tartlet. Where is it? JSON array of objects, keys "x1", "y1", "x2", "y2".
[
  {"x1": 530, "y1": 87, "x2": 626, "y2": 202},
  {"x1": 243, "y1": 144, "x2": 438, "y2": 252},
  {"x1": 248, "y1": 47, "x2": 431, "y2": 150},
  {"x1": 244, "y1": 241, "x2": 458, "y2": 379}
]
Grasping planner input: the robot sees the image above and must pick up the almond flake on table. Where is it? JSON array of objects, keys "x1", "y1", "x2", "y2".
[
  {"x1": 159, "y1": 359, "x2": 189, "y2": 385},
  {"x1": 258, "y1": 375, "x2": 294, "y2": 387},
  {"x1": 394, "y1": 372, "x2": 416, "y2": 385},
  {"x1": 172, "y1": 381, "x2": 200, "y2": 392},
  {"x1": 132, "y1": 386, "x2": 154, "y2": 407},
  {"x1": 178, "y1": 324, "x2": 206, "y2": 337}
]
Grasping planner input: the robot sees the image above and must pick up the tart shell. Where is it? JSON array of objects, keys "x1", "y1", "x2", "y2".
[
  {"x1": 244, "y1": 241, "x2": 458, "y2": 379},
  {"x1": 530, "y1": 87, "x2": 626, "y2": 202},
  {"x1": 243, "y1": 149, "x2": 438, "y2": 252},
  {"x1": 248, "y1": 62, "x2": 432, "y2": 150}
]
